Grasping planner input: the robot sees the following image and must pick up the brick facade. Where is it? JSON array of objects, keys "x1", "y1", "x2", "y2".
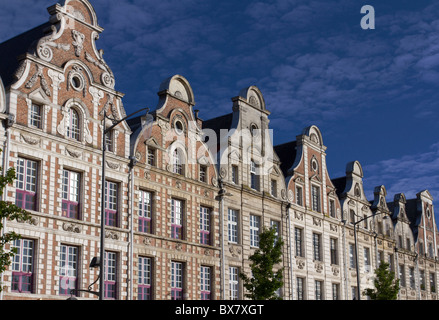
[{"x1": 0, "y1": 0, "x2": 438, "y2": 300}]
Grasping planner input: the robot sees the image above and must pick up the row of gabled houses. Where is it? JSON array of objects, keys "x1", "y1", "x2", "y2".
[{"x1": 0, "y1": 0, "x2": 437, "y2": 300}]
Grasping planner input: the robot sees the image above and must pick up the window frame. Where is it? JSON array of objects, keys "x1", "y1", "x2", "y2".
[
  {"x1": 15, "y1": 157, "x2": 38, "y2": 211},
  {"x1": 11, "y1": 238, "x2": 35, "y2": 294},
  {"x1": 30, "y1": 103, "x2": 43, "y2": 129},
  {"x1": 104, "y1": 181, "x2": 119, "y2": 227},
  {"x1": 171, "y1": 261, "x2": 184, "y2": 300},
  {"x1": 104, "y1": 251, "x2": 117, "y2": 299},
  {"x1": 250, "y1": 214, "x2": 261, "y2": 248},
  {"x1": 200, "y1": 265, "x2": 212, "y2": 300},
  {"x1": 59, "y1": 244, "x2": 79, "y2": 296},
  {"x1": 199, "y1": 206, "x2": 211, "y2": 245},
  {"x1": 138, "y1": 190, "x2": 152, "y2": 233},
  {"x1": 171, "y1": 199, "x2": 184, "y2": 240},
  {"x1": 62, "y1": 169, "x2": 81, "y2": 220},
  {"x1": 67, "y1": 108, "x2": 81, "y2": 141},
  {"x1": 138, "y1": 256, "x2": 152, "y2": 300},
  {"x1": 228, "y1": 209, "x2": 239, "y2": 244}
]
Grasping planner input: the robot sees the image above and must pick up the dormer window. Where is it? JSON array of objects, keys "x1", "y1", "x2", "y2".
[
  {"x1": 67, "y1": 109, "x2": 80, "y2": 141},
  {"x1": 30, "y1": 103, "x2": 42, "y2": 129},
  {"x1": 173, "y1": 149, "x2": 183, "y2": 175},
  {"x1": 105, "y1": 131, "x2": 113, "y2": 152},
  {"x1": 250, "y1": 160, "x2": 259, "y2": 191}
]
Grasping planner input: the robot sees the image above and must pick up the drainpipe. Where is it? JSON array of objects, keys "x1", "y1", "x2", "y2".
[
  {"x1": 128, "y1": 158, "x2": 135, "y2": 300},
  {"x1": 286, "y1": 203, "x2": 293, "y2": 300},
  {"x1": 0, "y1": 125, "x2": 10, "y2": 300}
]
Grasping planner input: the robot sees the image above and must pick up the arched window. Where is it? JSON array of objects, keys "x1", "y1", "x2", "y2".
[
  {"x1": 173, "y1": 149, "x2": 183, "y2": 175},
  {"x1": 67, "y1": 108, "x2": 80, "y2": 141}
]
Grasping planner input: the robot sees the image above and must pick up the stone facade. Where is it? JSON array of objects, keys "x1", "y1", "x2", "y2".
[{"x1": 0, "y1": 0, "x2": 438, "y2": 301}]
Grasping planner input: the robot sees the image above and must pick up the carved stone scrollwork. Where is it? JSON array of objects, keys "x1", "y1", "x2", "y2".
[
  {"x1": 26, "y1": 65, "x2": 51, "y2": 97},
  {"x1": 204, "y1": 249, "x2": 211, "y2": 256},
  {"x1": 229, "y1": 245, "x2": 242, "y2": 258},
  {"x1": 65, "y1": 147, "x2": 82, "y2": 158},
  {"x1": 315, "y1": 262, "x2": 323, "y2": 273},
  {"x1": 72, "y1": 30, "x2": 85, "y2": 57},
  {"x1": 106, "y1": 161, "x2": 120, "y2": 170},
  {"x1": 143, "y1": 237, "x2": 151, "y2": 246},
  {"x1": 294, "y1": 212, "x2": 304, "y2": 221},
  {"x1": 62, "y1": 222, "x2": 81, "y2": 233},
  {"x1": 20, "y1": 133, "x2": 41, "y2": 146},
  {"x1": 332, "y1": 266, "x2": 340, "y2": 276},
  {"x1": 330, "y1": 224, "x2": 338, "y2": 232},
  {"x1": 36, "y1": 18, "x2": 70, "y2": 62},
  {"x1": 313, "y1": 217, "x2": 322, "y2": 227},
  {"x1": 17, "y1": 216, "x2": 39, "y2": 226},
  {"x1": 175, "y1": 243, "x2": 183, "y2": 251},
  {"x1": 296, "y1": 259, "x2": 305, "y2": 269},
  {"x1": 85, "y1": 51, "x2": 115, "y2": 89},
  {"x1": 105, "y1": 230, "x2": 119, "y2": 240}
]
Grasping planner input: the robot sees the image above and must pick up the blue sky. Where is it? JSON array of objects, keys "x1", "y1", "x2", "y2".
[{"x1": 1, "y1": 0, "x2": 439, "y2": 218}]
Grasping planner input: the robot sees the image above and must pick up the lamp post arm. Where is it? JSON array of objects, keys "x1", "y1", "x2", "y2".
[{"x1": 104, "y1": 107, "x2": 150, "y2": 134}]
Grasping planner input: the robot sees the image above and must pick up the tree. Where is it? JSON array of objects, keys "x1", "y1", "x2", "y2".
[
  {"x1": 363, "y1": 262, "x2": 400, "y2": 300},
  {"x1": 240, "y1": 226, "x2": 284, "y2": 300},
  {"x1": 0, "y1": 152, "x2": 31, "y2": 293}
]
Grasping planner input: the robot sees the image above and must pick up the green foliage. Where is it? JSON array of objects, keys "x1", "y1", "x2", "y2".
[
  {"x1": 363, "y1": 262, "x2": 400, "y2": 300},
  {"x1": 0, "y1": 155, "x2": 31, "y2": 293},
  {"x1": 240, "y1": 226, "x2": 284, "y2": 300}
]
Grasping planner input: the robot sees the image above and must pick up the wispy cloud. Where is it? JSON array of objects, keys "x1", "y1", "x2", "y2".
[{"x1": 362, "y1": 142, "x2": 439, "y2": 207}]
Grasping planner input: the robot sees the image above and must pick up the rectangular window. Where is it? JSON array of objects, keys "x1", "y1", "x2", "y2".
[
  {"x1": 30, "y1": 103, "x2": 42, "y2": 128},
  {"x1": 296, "y1": 277, "x2": 305, "y2": 300},
  {"x1": 271, "y1": 180, "x2": 277, "y2": 197},
  {"x1": 139, "y1": 190, "x2": 152, "y2": 233},
  {"x1": 409, "y1": 267, "x2": 415, "y2": 289},
  {"x1": 231, "y1": 165, "x2": 238, "y2": 184},
  {"x1": 364, "y1": 247, "x2": 371, "y2": 272},
  {"x1": 420, "y1": 270, "x2": 426, "y2": 290},
  {"x1": 315, "y1": 280, "x2": 323, "y2": 300},
  {"x1": 349, "y1": 243, "x2": 356, "y2": 268},
  {"x1": 60, "y1": 245, "x2": 78, "y2": 296},
  {"x1": 228, "y1": 209, "x2": 238, "y2": 243},
  {"x1": 311, "y1": 185, "x2": 321, "y2": 212},
  {"x1": 430, "y1": 273, "x2": 436, "y2": 293},
  {"x1": 171, "y1": 261, "x2": 183, "y2": 300},
  {"x1": 330, "y1": 238, "x2": 338, "y2": 265},
  {"x1": 62, "y1": 170, "x2": 80, "y2": 219},
  {"x1": 15, "y1": 158, "x2": 38, "y2": 211},
  {"x1": 105, "y1": 131, "x2": 113, "y2": 152},
  {"x1": 313, "y1": 233, "x2": 322, "y2": 261},
  {"x1": 229, "y1": 267, "x2": 239, "y2": 300},
  {"x1": 105, "y1": 251, "x2": 117, "y2": 299},
  {"x1": 250, "y1": 215, "x2": 260, "y2": 247},
  {"x1": 271, "y1": 220, "x2": 280, "y2": 243},
  {"x1": 171, "y1": 199, "x2": 183, "y2": 239},
  {"x1": 199, "y1": 165, "x2": 207, "y2": 182},
  {"x1": 329, "y1": 199, "x2": 336, "y2": 218},
  {"x1": 173, "y1": 149, "x2": 183, "y2": 175},
  {"x1": 11, "y1": 239, "x2": 34, "y2": 293},
  {"x1": 138, "y1": 257, "x2": 152, "y2": 300},
  {"x1": 105, "y1": 181, "x2": 118, "y2": 227},
  {"x1": 200, "y1": 266, "x2": 211, "y2": 300},
  {"x1": 250, "y1": 161, "x2": 259, "y2": 191},
  {"x1": 399, "y1": 265, "x2": 406, "y2": 287},
  {"x1": 147, "y1": 148, "x2": 156, "y2": 167},
  {"x1": 388, "y1": 254, "x2": 394, "y2": 272},
  {"x1": 296, "y1": 186, "x2": 303, "y2": 206},
  {"x1": 295, "y1": 227, "x2": 304, "y2": 257},
  {"x1": 200, "y1": 206, "x2": 211, "y2": 245},
  {"x1": 332, "y1": 283, "x2": 340, "y2": 300}
]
